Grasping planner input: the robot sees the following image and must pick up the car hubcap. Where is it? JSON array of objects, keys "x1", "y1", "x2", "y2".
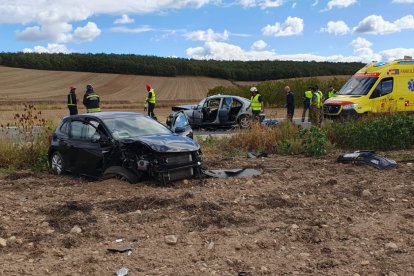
[
  {"x1": 240, "y1": 116, "x2": 250, "y2": 128},
  {"x1": 51, "y1": 154, "x2": 62, "y2": 174}
]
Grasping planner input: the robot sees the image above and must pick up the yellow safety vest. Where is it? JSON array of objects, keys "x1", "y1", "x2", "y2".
[
  {"x1": 312, "y1": 92, "x2": 321, "y2": 108},
  {"x1": 250, "y1": 94, "x2": 262, "y2": 111},
  {"x1": 304, "y1": 90, "x2": 312, "y2": 100},
  {"x1": 317, "y1": 91, "x2": 323, "y2": 107},
  {"x1": 328, "y1": 89, "x2": 336, "y2": 98},
  {"x1": 146, "y1": 89, "x2": 156, "y2": 104}
]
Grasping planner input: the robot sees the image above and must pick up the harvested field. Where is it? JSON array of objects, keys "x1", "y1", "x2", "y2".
[{"x1": 0, "y1": 151, "x2": 413, "y2": 275}]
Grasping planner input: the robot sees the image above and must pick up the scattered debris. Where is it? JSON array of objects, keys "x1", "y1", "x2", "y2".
[
  {"x1": 116, "y1": 266, "x2": 129, "y2": 276},
  {"x1": 337, "y1": 150, "x2": 397, "y2": 170},
  {"x1": 202, "y1": 168, "x2": 261, "y2": 178},
  {"x1": 107, "y1": 245, "x2": 133, "y2": 254},
  {"x1": 247, "y1": 150, "x2": 268, "y2": 158},
  {"x1": 165, "y1": 235, "x2": 178, "y2": 245},
  {"x1": 115, "y1": 239, "x2": 123, "y2": 243},
  {"x1": 261, "y1": 118, "x2": 279, "y2": 127}
]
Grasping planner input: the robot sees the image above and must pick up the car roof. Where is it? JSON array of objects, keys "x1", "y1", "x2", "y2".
[
  {"x1": 63, "y1": 111, "x2": 146, "y2": 120},
  {"x1": 206, "y1": 94, "x2": 250, "y2": 102}
]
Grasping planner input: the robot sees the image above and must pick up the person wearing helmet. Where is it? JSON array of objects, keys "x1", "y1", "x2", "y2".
[
  {"x1": 67, "y1": 86, "x2": 78, "y2": 115},
  {"x1": 145, "y1": 83, "x2": 157, "y2": 119},
  {"x1": 83, "y1": 84, "x2": 101, "y2": 113},
  {"x1": 250, "y1": 86, "x2": 263, "y2": 122}
]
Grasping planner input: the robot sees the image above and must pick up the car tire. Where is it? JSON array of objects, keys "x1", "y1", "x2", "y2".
[
  {"x1": 238, "y1": 115, "x2": 251, "y2": 129},
  {"x1": 103, "y1": 166, "x2": 140, "y2": 184},
  {"x1": 50, "y1": 151, "x2": 66, "y2": 175}
]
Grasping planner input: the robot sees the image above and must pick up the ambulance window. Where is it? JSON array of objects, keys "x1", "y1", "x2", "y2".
[{"x1": 371, "y1": 77, "x2": 393, "y2": 98}]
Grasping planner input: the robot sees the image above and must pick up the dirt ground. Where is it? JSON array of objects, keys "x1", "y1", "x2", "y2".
[{"x1": 1, "y1": 150, "x2": 413, "y2": 275}]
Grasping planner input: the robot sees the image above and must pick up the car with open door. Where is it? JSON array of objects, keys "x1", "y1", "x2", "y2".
[
  {"x1": 168, "y1": 95, "x2": 256, "y2": 129},
  {"x1": 48, "y1": 112, "x2": 203, "y2": 184},
  {"x1": 165, "y1": 110, "x2": 193, "y2": 139}
]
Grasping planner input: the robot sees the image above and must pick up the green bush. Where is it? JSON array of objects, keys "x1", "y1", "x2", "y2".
[
  {"x1": 331, "y1": 114, "x2": 414, "y2": 150},
  {"x1": 298, "y1": 126, "x2": 327, "y2": 156}
]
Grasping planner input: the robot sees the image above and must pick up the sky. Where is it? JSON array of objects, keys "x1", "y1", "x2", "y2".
[{"x1": 1, "y1": 0, "x2": 414, "y2": 63}]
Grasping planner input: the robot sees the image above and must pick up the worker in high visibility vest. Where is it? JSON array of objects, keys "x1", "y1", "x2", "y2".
[
  {"x1": 250, "y1": 86, "x2": 263, "y2": 122},
  {"x1": 310, "y1": 86, "x2": 321, "y2": 127},
  {"x1": 327, "y1": 86, "x2": 337, "y2": 99},
  {"x1": 145, "y1": 83, "x2": 156, "y2": 119},
  {"x1": 67, "y1": 86, "x2": 78, "y2": 116},
  {"x1": 83, "y1": 84, "x2": 101, "y2": 113},
  {"x1": 301, "y1": 86, "x2": 313, "y2": 122},
  {"x1": 315, "y1": 85, "x2": 324, "y2": 124}
]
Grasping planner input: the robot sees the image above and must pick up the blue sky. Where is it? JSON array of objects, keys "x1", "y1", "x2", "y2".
[{"x1": 1, "y1": 0, "x2": 414, "y2": 62}]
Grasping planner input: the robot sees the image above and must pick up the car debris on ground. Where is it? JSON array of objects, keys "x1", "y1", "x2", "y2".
[{"x1": 336, "y1": 150, "x2": 397, "y2": 170}]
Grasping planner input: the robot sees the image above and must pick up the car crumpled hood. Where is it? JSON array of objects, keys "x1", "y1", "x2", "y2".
[
  {"x1": 120, "y1": 134, "x2": 200, "y2": 153},
  {"x1": 172, "y1": 104, "x2": 196, "y2": 111}
]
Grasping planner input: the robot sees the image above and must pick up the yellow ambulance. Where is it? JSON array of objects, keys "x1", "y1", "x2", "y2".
[{"x1": 324, "y1": 56, "x2": 414, "y2": 119}]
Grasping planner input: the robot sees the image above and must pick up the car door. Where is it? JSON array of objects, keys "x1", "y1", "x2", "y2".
[
  {"x1": 67, "y1": 119, "x2": 107, "y2": 176},
  {"x1": 218, "y1": 97, "x2": 233, "y2": 124},
  {"x1": 369, "y1": 77, "x2": 394, "y2": 113}
]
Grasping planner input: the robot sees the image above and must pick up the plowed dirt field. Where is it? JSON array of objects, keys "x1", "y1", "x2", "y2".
[{"x1": 1, "y1": 151, "x2": 413, "y2": 275}]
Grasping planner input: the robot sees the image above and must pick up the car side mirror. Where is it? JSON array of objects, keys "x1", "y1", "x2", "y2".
[{"x1": 174, "y1": 127, "x2": 186, "y2": 134}]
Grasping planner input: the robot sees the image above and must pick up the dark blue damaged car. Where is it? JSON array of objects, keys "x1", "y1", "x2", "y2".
[{"x1": 48, "y1": 112, "x2": 203, "y2": 184}]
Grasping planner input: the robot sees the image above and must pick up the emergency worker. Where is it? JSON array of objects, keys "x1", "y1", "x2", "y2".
[
  {"x1": 285, "y1": 86, "x2": 295, "y2": 122},
  {"x1": 145, "y1": 83, "x2": 156, "y2": 118},
  {"x1": 315, "y1": 85, "x2": 324, "y2": 124},
  {"x1": 83, "y1": 84, "x2": 101, "y2": 113},
  {"x1": 67, "y1": 86, "x2": 78, "y2": 116},
  {"x1": 327, "y1": 86, "x2": 337, "y2": 99},
  {"x1": 302, "y1": 86, "x2": 313, "y2": 122},
  {"x1": 250, "y1": 86, "x2": 263, "y2": 122},
  {"x1": 309, "y1": 86, "x2": 321, "y2": 127}
]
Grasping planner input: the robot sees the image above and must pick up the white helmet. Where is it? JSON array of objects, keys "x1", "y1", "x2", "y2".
[{"x1": 250, "y1": 87, "x2": 258, "y2": 93}]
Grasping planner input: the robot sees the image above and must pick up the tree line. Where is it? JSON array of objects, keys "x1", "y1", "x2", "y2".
[{"x1": 0, "y1": 52, "x2": 363, "y2": 81}]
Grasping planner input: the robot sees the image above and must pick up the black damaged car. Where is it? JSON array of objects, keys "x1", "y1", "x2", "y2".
[{"x1": 48, "y1": 112, "x2": 203, "y2": 184}]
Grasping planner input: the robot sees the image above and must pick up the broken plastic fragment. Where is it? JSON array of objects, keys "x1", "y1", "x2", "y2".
[
  {"x1": 107, "y1": 245, "x2": 133, "y2": 253},
  {"x1": 202, "y1": 168, "x2": 261, "y2": 178},
  {"x1": 116, "y1": 266, "x2": 128, "y2": 276}
]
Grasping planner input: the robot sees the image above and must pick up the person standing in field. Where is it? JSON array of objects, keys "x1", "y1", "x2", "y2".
[
  {"x1": 249, "y1": 86, "x2": 263, "y2": 122},
  {"x1": 310, "y1": 86, "x2": 321, "y2": 127},
  {"x1": 326, "y1": 86, "x2": 337, "y2": 99},
  {"x1": 302, "y1": 86, "x2": 313, "y2": 122},
  {"x1": 285, "y1": 86, "x2": 295, "y2": 122},
  {"x1": 145, "y1": 83, "x2": 156, "y2": 119},
  {"x1": 83, "y1": 84, "x2": 101, "y2": 113},
  {"x1": 67, "y1": 86, "x2": 78, "y2": 116}
]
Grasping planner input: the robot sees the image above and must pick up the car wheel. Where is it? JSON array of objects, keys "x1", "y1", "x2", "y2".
[
  {"x1": 103, "y1": 166, "x2": 140, "y2": 184},
  {"x1": 50, "y1": 151, "x2": 66, "y2": 175},
  {"x1": 238, "y1": 115, "x2": 251, "y2": 129}
]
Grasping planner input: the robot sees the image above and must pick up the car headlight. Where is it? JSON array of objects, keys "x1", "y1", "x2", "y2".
[{"x1": 342, "y1": 103, "x2": 358, "y2": 110}]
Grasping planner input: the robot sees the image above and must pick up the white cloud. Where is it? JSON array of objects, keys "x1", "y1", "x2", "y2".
[
  {"x1": 185, "y1": 40, "x2": 414, "y2": 63},
  {"x1": 1, "y1": 1, "x2": 214, "y2": 44},
  {"x1": 184, "y1": 29, "x2": 229, "y2": 42},
  {"x1": 238, "y1": 0, "x2": 286, "y2": 9},
  {"x1": 392, "y1": 0, "x2": 414, "y2": 3},
  {"x1": 292, "y1": 2, "x2": 297, "y2": 8},
  {"x1": 114, "y1": 14, "x2": 134, "y2": 24},
  {"x1": 110, "y1": 26, "x2": 153, "y2": 33},
  {"x1": 312, "y1": 0, "x2": 319, "y2": 6},
  {"x1": 16, "y1": 21, "x2": 101, "y2": 43},
  {"x1": 326, "y1": 0, "x2": 357, "y2": 10},
  {"x1": 353, "y1": 14, "x2": 414, "y2": 35},
  {"x1": 72, "y1": 22, "x2": 101, "y2": 42},
  {"x1": 186, "y1": 41, "x2": 360, "y2": 62},
  {"x1": 251, "y1": 40, "x2": 267, "y2": 50},
  {"x1": 321, "y1": 21, "x2": 350, "y2": 35},
  {"x1": 22, "y1": 43, "x2": 71, "y2": 54},
  {"x1": 262, "y1": 16, "x2": 304, "y2": 36}
]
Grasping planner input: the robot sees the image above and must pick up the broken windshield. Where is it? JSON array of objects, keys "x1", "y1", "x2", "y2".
[
  {"x1": 103, "y1": 115, "x2": 172, "y2": 139},
  {"x1": 337, "y1": 77, "x2": 378, "y2": 96}
]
